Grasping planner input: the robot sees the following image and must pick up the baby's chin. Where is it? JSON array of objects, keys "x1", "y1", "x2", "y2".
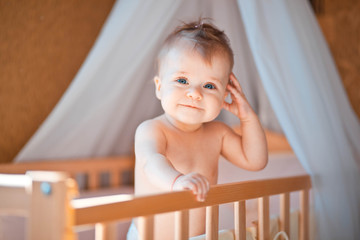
[{"x1": 176, "y1": 115, "x2": 218, "y2": 126}]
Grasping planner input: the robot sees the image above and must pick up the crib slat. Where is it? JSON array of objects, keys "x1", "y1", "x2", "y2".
[
  {"x1": 175, "y1": 210, "x2": 189, "y2": 240},
  {"x1": 234, "y1": 200, "x2": 246, "y2": 240},
  {"x1": 280, "y1": 193, "x2": 290, "y2": 238},
  {"x1": 95, "y1": 223, "x2": 106, "y2": 240},
  {"x1": 138, "y1": 216, "x2": 154, "y2": 240},
  {"x1": 95, "y1": 222, "x2": 116, "y2": 240},
  {"x1": 88, "y1": 171, "x2": 99, "y2": 190},
  {"x1": 258, "y1": 196, "x2": 269, "y2": 240},
  {"x1": 299, "y1": 189, "x2": 309, "y2": 240},
  {"x1": 110, "y1": 169, "x2": 121, "y2": 187},
  {"x1": 206, "y1": 205, "x2": 219, "y2": 240}
]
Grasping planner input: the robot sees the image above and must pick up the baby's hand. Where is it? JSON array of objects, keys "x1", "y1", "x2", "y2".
[
  {"x1": 172, "y1": 173, "x2": 210, "y2": 202},
  {"x1": 223, "y1": 73, "x2": 254, "y2": 122}
]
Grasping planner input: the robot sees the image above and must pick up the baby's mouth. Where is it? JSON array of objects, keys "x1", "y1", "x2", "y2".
[{"x1": 179, "y1": 104, "x2": 202, "y2": 110}]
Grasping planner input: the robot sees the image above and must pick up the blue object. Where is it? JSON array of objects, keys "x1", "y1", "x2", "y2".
[{"x1": 41, "y1": 182, "x2": 52, "y2": 195}]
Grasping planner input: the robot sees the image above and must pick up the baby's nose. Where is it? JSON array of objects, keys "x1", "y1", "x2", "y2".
[{"x1": 186, "y1": 88, "x2": 202, "y2": 100}]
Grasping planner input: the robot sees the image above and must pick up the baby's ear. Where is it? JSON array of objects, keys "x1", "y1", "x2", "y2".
[
  {"x1": 223, "y1": 83, "x2": 230, "y2": 103},
  {"x1": 154, "y1": 76, "x2": 162, "y2": 100}
]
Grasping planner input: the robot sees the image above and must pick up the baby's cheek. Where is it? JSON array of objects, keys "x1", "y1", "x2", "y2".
[
  {"x1": 160, "y1": 97, "x2": 172, "y2": 113},
  {"x1": 209, "y1": 100, "x2": 223, "y2": 118}
]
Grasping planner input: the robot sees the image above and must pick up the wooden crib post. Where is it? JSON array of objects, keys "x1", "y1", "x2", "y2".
[
  {"x1": 299, "y1": 189, "x2": 309, "y2": 240},
  {"x1": 258, "y1": 196, "x2": 270, "y2": 240},
  {"x1": 234, "y1": 200, "x2": 246, "y2": 240},
  {"x1": 138, "y1": 215, "x2": 154, "y2": 240},
  {"x1": 280, "y1": 193, "x2": 290, "y2": 239},
  {"x1": 206, "y1": 205, "x2": 219, "y2": 240},
  {"x1": 175, "y1": 210, "x2": 189, "y2": 240},
  {"x1": 27, "y1": 171, "x2": 77, "y2": 240}
]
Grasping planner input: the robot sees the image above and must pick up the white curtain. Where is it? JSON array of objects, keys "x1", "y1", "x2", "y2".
[
  {"x1": 15, "y1": 0, "x2": 360, "y2": 239},
  {"x1": 237, "y1": 0, "x2": 360, "y2": 239}
]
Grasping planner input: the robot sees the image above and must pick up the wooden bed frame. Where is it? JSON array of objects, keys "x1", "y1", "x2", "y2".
[
  {"x1": 0, "y1": 156, "x2": 311, "y2": 240},
  {"x1": 0, "y1": 156, "x2": 135, "y2": 190}
]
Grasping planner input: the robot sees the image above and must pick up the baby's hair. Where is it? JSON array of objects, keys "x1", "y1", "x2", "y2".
[{"x1": 157, "y1": 18, "x2": 234, "y2": 73}]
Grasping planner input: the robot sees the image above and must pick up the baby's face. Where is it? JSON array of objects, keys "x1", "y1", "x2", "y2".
[{"x1": 155, "y1": 47, "x2": 231, "y2": 129}]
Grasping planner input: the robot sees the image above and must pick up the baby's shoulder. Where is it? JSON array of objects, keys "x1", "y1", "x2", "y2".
[
  {"x1": 204, "y1": 120, "x2": 232, "y2": 133},
  {"x1": 135, "y1": 115, "x2": 167, "y2": 136}
]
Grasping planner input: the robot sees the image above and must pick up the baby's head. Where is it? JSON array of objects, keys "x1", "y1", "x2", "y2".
[
  {"x1": 154, "y1": 19, "x2": 234, "y2": 129},
  {"x1": 157, "y1": 19, "x2": 234, "y2": 77}
]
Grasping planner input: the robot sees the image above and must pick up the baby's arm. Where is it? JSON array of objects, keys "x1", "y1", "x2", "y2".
[
  {"x1": 222, "y1": 73, "x2": 268, "y2": 170},
  {"x1": 135, "y1": 120, "x2": 209, "y2": 201}
]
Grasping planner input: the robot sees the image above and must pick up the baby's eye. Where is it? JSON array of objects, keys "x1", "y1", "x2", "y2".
[
  {"x1": 204, "y1": 83, "x2": 216, "y2": 89},
  {"x1": 176, "y1": 78, "x2": 188, "y2": 85}
]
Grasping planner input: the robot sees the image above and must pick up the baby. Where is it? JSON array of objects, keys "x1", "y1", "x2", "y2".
[{"x1": 128, "y1": 19, "x2": 268, "y2": 240}]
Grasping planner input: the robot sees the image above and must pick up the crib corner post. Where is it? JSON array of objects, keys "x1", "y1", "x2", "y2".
[{"x1": 27, "y1": 171, "x2": 78, "y2": 240}]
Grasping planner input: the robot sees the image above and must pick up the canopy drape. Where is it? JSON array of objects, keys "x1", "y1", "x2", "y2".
[{"x1": 237, "y1": 1, "x2": 360, "y2": 239}]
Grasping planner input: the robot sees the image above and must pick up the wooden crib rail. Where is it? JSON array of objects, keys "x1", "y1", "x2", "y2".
[
  {"x1": 0, "y1": 156, "x2": 134, "y2": 189},
  {"x1": 72, "y1": 175, "x2": 311, "y2": 240},
  {"x1": 73, "y1": 175, "x2": 311, "y2": 223}
]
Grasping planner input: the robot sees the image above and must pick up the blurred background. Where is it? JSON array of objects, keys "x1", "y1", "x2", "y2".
[{"x1": 0, "y1": 0, "x2": 359, "y2": 163}]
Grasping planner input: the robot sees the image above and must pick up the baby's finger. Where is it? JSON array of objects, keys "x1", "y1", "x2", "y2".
[
  {"x1": 182, "y1": 179, "x2": 198, "y2": 197},
  {"x1": 199, "y1": 175, "x2": 210, "y2": 192},
  {"x1": 196, "y1": 178, "x2": 207, "y2": 201},
  {"x1": 188, "y1": 176, "x2": 203, "y2": 201},
  {"x1": 222, "y1": 101, "x2": 230, "y2": 111},
  {"x1": 227, "y1": 83, "x2": 242, "y2": 100},
  {"x1": 229, "y1": 73, "x2": 244, "y2": 94},
  {"x1": 197, "y1": 175, "x2": 210, "y2": 201}
]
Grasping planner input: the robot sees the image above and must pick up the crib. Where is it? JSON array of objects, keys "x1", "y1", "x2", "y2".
[
  {"x1": 0, "y1": 156, "x2": 135, "y2": 240},
  {"x1": 0, "y1": 153, "x2": 311, "y2": 240}
]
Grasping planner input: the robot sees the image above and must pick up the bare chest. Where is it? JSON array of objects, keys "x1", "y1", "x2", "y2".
[{"x1": 164, "y1": 131, "x2": 222, "y2": 180}]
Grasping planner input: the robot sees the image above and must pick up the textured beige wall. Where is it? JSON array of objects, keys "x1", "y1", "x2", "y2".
[
  {"x1": 0, "y1": 1, "x2": 358, "y2": 163},
  {"x1": 0, "y1": 0, "x2": 115, "y2": 163}
]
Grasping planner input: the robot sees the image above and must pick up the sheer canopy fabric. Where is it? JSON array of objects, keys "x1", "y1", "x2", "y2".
[
  {"x1": 16, "y1": 0, "x2": 360, "y2": 239},
  {"x1": 237, "y1": 0, "x2": 360, "y2": 239}
]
